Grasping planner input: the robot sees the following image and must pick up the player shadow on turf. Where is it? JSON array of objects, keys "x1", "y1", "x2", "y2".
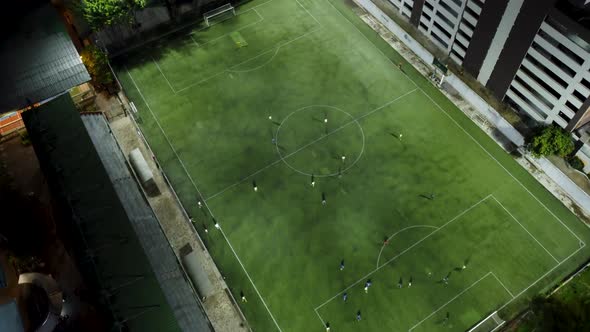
[
  {"x1": 311, "y1": 116, "x2": 325, "y2": 123},
  {"x1": 454, "y1": 257, "x2": 471, "y2": 271}
]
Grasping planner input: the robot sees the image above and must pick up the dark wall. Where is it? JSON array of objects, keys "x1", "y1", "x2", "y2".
[
  {"x1": 485, "y1": 0, "x2": 557, "y2": 99},
  {"x1": 410, "y1": 0, "x2": 426, "y2": 26},
  {"x1": 462, "y1": 0, "x2": 510, "y2": 77}
]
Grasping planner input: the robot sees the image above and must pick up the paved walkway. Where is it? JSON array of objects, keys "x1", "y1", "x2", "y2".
[
  {"x1": 108, "y1": 93, "x2": 248, "y2": 332},
  {"x1": 355, "y1": 6, "x2": 590, "y2": 221}
]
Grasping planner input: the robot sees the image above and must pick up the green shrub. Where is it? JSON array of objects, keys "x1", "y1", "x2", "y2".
[
  {"x1": 19, "y1": 130, "x2": 31, "y2": 146},
  {"x1": 529, "y1": 125, "x2": 574, "y2": 158},
  {"x1": 80, "y1": 45, "x2": 115, "y2": 90},
  {"x1": 567, "y1": 156, "x2": 585, "y2": 171}
]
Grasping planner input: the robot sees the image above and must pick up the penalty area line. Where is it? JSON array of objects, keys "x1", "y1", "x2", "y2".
[{"x1": 126, "y1": 68, "x2": 284, "y2": 332}]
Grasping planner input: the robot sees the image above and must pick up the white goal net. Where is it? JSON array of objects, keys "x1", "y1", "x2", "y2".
[
  {"x1": 203, "y1": 3, "x2": 236, "y2": 26},
  {"x1": 467, "y1": 311, "x2": 506, "y2": 332}
]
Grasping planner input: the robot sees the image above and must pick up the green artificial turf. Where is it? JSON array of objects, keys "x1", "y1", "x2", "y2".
[{"x1": 115, "y1": 0, "x2": 590, "y2": 330}]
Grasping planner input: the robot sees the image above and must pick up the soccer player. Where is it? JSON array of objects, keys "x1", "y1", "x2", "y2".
[
  {"x1": 311, "y1": 174, "x2": 315, "y2": 187},
  {"x1": 356, "y1": 310, "x2": 362, "y2": 321},
  {"x1": 343, "y1": 292, "x2": 348, "y2": 302},
  {"x1": 399, "y1": 133, "x2": 403, "y2": 140},
  {"x1": 188, "y1": 215, "x2": 194, "y2": 224},
  {"x1": 324, "y1": 117, "x2": 328, "y2": 124},
  {"x1": 268, "y1": 115, "x2": 272, "y2": 121},
  {"x1": 253, "y1": 180, "x2": 258, "y2": 192},
  {"x1": 383, "y1": 237, "x2": 389, "y2": 246},
  {"x1": 203, "y1": 223, "x2": 208, "y2": 234},
  {"x1": 364, "y1": 279, "x2": 372, "y2": 293},
  {"x1": 240, "y1": 291, "x2": 247, "y2": 303},
  {"x1": 398, "y1": 277, "x2": 403, "y2": 288},
  {"x1": 197, "y1": 200, "x2": 202, "y2": 209},
  {"x1": 325, "y1": 322, "x2": 330, "y2": 331},
  {"x1": 442, "y1": 273, "x2": 450, "y2": 284},
  {"x1": 322, "y1": 192, "x2": 327, "y2": 205},
  {"x1": 408, "y1": 276, "x2": 412, "y2": 287},
  {"x1": 271, "y1": 137, "x2": 276, "y2": 145},
  {"x1": 340, "y1": 259, "x2": 345, "y2": 271},
  {"x1": 214, "y1": 219, "x2": 220, "y2": 230},
  {"x1": 341, "y1": 155, "x2": 346, "y2": 163}
]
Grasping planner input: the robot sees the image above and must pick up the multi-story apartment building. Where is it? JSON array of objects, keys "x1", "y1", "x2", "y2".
[{"x1": 384, "y1": 0, "x2": 590, "y2": 132}]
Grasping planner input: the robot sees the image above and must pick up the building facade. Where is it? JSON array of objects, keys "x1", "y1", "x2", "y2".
[{"x1": 383, "y1": 0, "x2": 590, "y2": 131}]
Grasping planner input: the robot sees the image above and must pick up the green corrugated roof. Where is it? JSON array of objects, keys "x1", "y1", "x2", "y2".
[
  {"x1": 22, "y1": 95, "x2": 181, "y2": 332},
  {"x1": 0, "y1": 5, "x2": 90, "y2": 112}
]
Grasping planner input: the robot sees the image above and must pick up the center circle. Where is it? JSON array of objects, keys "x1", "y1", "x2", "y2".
[{"x1": 275, "y1": 105, "x2": 365, "y2": 177}]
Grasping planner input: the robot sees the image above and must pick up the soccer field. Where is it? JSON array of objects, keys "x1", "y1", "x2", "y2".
[{"x1": 115, "y1": 0, "x2": 590, "y2": 331}]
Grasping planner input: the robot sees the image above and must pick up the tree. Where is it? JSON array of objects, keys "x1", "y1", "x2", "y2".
[
  {"x1": 529, "y1": 125, "x2": 574, "y2": 158},
  {"x1": 530, "y1": 295, "x2": 590, "y2": 332},
  {"x1": 81, "y1": 0, "x2": 147, "y2": 30},
  {"x1": 80, "y1": 45, "x2": 115, "y2": 90}
]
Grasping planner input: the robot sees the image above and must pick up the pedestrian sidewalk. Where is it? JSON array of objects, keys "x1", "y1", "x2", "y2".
[
  {"x1": 107, "y1": 97, "x2": 249, "y2": 332},
  {"x1": 353, "y1": 2, "x2": 590, "y2": 221}
]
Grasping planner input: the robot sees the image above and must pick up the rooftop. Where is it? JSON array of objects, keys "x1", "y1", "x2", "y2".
[{"x1": 0, "y1": 5, "x2": 90, "y2": 112}]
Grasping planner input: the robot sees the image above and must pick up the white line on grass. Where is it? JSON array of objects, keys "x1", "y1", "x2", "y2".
[
  {"x1": 314, "y1": 308, "x2": 325, "y2": 325},
  {"x1": 152, "y1": 57, "x2": 176, "y2": 93},
  {"x1": 316, "y1": 3, "x2": 588, "y2": 329},
  {"x1": 226, "y1": 47, "x2": 281, "y2": 73},
  {"x1": 491, "y1": 272, "x2": 515, "y2": 299},
  {"x1": 190, "y1": 35, "x2": 199, "y2": 46},
  {"x1": 492, "y1": 195, "x2": 560, "y2": 264},
  {"x1": 149, "y1": 5, "x2": 266, "y2": 94},
  {"x1": 314, "y1": 194, "x2": 492, "y2": 312},
  {"x1": 177, "y1": 26, "x2": 322, "y2": 92},
  {"x1": 376, "y1": 224, "x2": 439, "y2": 268},
  {"x1": 497, "y1": 243, "x2": 586, "y2": 313},
  {"x1": 205, "y1": 89, "x2": 418, "y2": 201},
  {"x1": 418, "y1": 89, "x2": 584, "y2": 245},
  {"x1": 408, "y1": 272, "x2": 493, "y2": 331},
  {"x1": 324, "y1": 0, "x2": 583, "y2": 247},
  {"x1": 295, "y1": 0, "x2": 322, "y2": 27},
  {"x1": 126, "y1": 68, "x2": 284, "y2": 332}
]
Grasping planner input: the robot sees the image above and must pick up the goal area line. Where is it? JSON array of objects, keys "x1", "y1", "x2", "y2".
[
  {"x1": 151, "y1": 0, "x2": 321, "y2": 94},
  {"x1": 313, "y1": 193, "x2": 581, "y2": 330}
]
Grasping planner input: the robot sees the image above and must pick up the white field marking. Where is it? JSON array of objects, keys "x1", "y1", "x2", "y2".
[
  {"x1": 190, "y1": 35, "x2": 199, "y2": 46},
  {"x1": 490, "y1": 272, "x2": 515, "y2": 299},
  {"x1": 174, "y1": 1, "x2": 321, "y2": 91},
  {"x1": 325, "y1": 0, "x2": 583, "y2": 246},
  {"x1": 275, "y1": 105, "x2": 365, "y2": 178},
  {"x1": 314, "y1": 308, "x2": 326, "y2": 325},
  {"x1": 491, "y1": 195, "x2": 560, "y2": 264},
  {"x1": 497, "y1": 242, "x2": 585, "y2": 313},
  {"x1": 226, "y1": 47, "x2": 280, "y2": 73},
  {"x1": 295, "y1": 0, "x2": 322, "y2": 27},
  {"x1": 324, "y1": 0, "x2": 417, "y2": 89},
  {"x1": 126, "y1": 68, "x2": 283, "y2": 332},
  {"x1": 152, "y1": 57, "x2": 176, "y2": 93},
  {"x1": 190, "y1": 9, "x2": 264, "y2": 45},
  {"x1": 376, "y1": 225, "x2": 439, "y2": 268},
  {"x1": 315, "y1": 2, "x2": 588, "y2": 329},
  {"x1": 418, "y1": 89, "x2": 584, "y2": 245},
  {"x1": 314, "y1": 194, "x2": 492, "y2": 312},
  {"x1": 152, "y1": 9, "x2": 265, "y2": 92},
  {"x1": 177, "y1": 25, "x2": 321, "y2": 92},
  {"x1": 408, "y1": 272, "x2": 494, "y2": 332},
  {"x1": 205, "y1": 90, "x2": 417, "y2": 202}
]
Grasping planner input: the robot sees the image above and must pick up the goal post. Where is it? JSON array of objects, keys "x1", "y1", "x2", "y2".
[
  {"x1": 467, "y1": 311, "x2": 506, "y2": 332},
  {"x1": 203, "y1": 3, "x2": 236, "y2": 27}
]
